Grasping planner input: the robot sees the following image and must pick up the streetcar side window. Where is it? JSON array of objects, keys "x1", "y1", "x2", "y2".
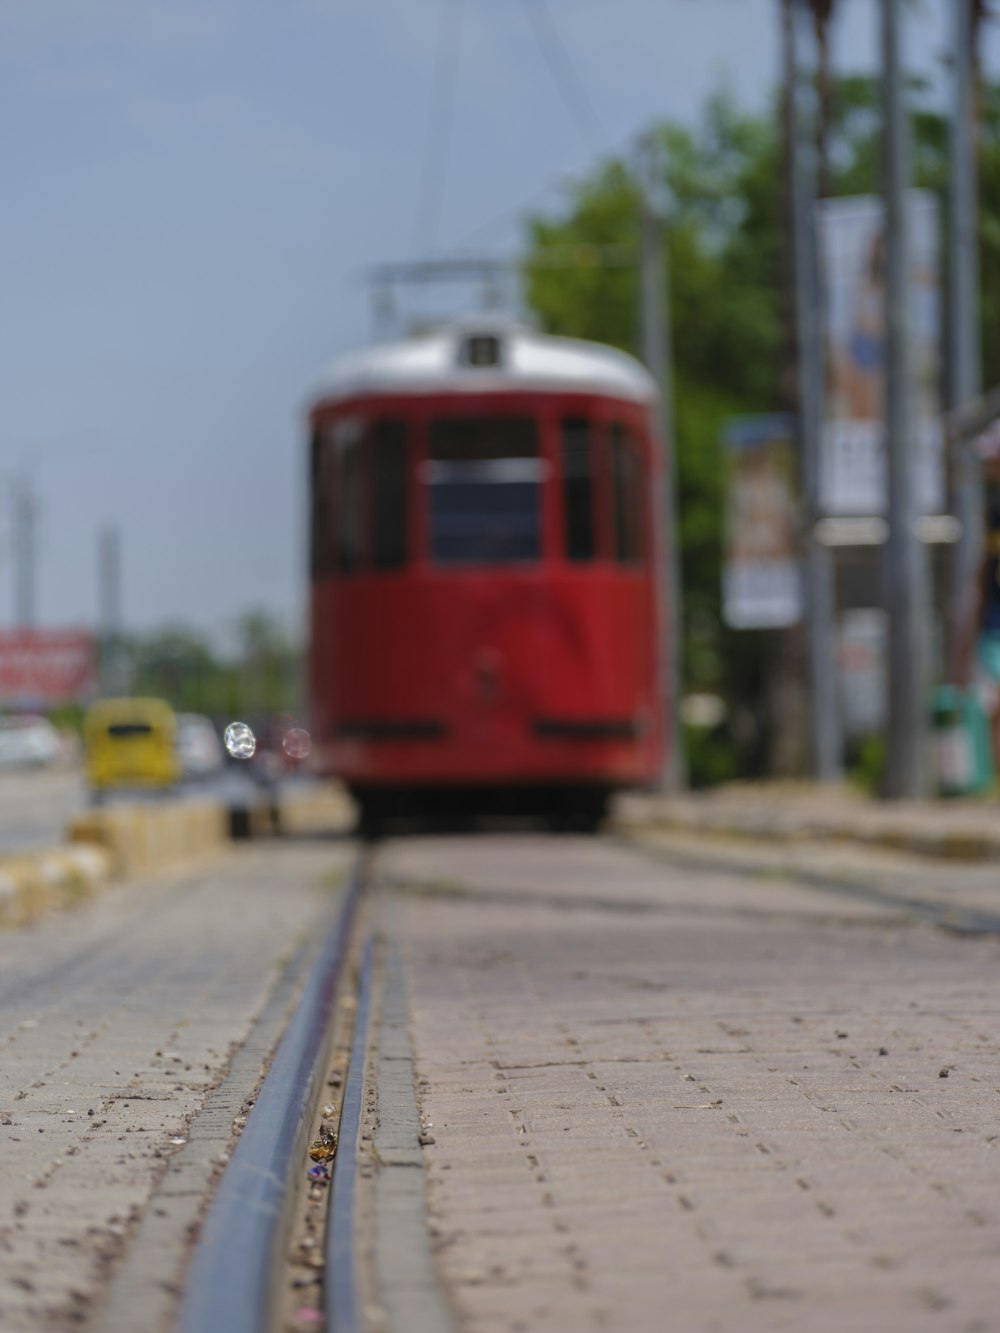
[
  {"x1": 561, "y1": 418, "x2": 595, "y2": 562},
  {"x1": 611, "y1": 422, "x2": 643, "y2": 565},
  {"x1": 310, "y1": 428, "x2": 324, "y2": 576},
  {"x1": 372, "y1": 421, "x2": 409, "y2": 570},
  {"x1": 310, "y1": 426, "x2": 338, "y2": 577},
  {"x1": 336, "y1": 423, "x2": 365, "y2": 574},
  {"x1": 426, "y1": 417, "x2": 542, "y2": 565}
]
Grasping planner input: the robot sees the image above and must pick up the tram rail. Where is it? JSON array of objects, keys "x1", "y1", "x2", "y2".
[
  {"x1": 178, "y1": 855, "x2": 370, "y2": 1333},
  {"x1": 617, "y1": 826, "x2": 1000, "y2": 936}
]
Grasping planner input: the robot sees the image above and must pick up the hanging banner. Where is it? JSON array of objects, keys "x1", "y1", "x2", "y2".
[
  {"x1": 0, "y1": 630, "x2": 98, "y2": 703},
  {"x1": 722, "y1": 415, "x2": 802, "y2": 629},
  {"x1": 818, "y1": 192, "x2": 944, "y2": 516}
]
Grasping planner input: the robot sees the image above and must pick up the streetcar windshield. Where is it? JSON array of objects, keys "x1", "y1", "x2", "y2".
[{"x1": 425, "y1": 417, "x2": 542, "y2": 564}]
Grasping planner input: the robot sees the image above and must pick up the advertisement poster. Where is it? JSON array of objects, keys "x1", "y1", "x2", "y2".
[
  {"x1": 0, "y1": 630, "x2": 97, "y2": 703},
  {"x1": 722, "y1": 416, "x2": 802, "y2": 630},
  {"x1": 818, "y1": 192, "x2": 944, "y2": 516}
]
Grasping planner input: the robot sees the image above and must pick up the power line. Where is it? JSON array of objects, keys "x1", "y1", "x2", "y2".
[
  {"x1": 446, "y1": 175, "x2": 571, "y2": 253},
  {"x1": 411, "y1": 0, "x2": 466, "y2": 257},
  {"x1": 519, "y1": 0, "x2": 605, "y2": 154}
]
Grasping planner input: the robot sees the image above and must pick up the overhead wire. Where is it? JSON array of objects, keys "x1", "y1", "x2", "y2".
[
  {"x1": 438, "y1": 0, "x2": 610, "y2": 253},
  {"x1": 405, "y1": 0, "x2": 616, "y2": 315},
  {"x1": 518, "y1": 0, "x2": 606, "y2": 154},
  {"x1": 411, "y1": 0, "x2": 466, "y2": 258}
]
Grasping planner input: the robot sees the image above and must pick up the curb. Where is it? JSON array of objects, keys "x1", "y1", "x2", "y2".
[
  {"x1": 616, "y1": 793, "x2": 1000, "y2": 864},
  {"x1": 0, "y1": 783, "x2": 354, "y2": 932},
  {"x1": 68, "y1": 799, "x2": 230, "y2": 880}
]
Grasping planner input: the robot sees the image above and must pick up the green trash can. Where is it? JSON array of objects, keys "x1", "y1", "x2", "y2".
[{"x1": 930, "y1": 685, "x2": 994, "y2": 797}]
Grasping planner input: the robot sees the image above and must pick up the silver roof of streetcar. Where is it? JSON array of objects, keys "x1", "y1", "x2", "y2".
[{"x1": 311, "y1": 320, "x2": 657, "y2": 408}]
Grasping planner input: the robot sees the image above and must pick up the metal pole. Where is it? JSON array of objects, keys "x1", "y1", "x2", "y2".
[
  {"x1": 881, "y1": 0, "x2": 931, "y2": 798},
  {"x1": 638, "y1": 131, "x2": 686, "y2": 790},
  {"x1": 13, "y1": 474, "x2": 36, "y2": 629},
  {"x1": 788, "y1": 0, "x2": 841, "y2": 781},
  {"x1": 98, "y1": 524, "x2": 124, "y2": 694},
  {"x1": 947, "y1": 0, "x2": 982, "y2": 684}
]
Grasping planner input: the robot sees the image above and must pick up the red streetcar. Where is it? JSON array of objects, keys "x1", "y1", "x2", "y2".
[{"x1": 307, "y1": 320, "x2": 666, "y2": 834}]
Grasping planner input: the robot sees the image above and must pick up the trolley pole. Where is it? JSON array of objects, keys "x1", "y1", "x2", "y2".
[
  {"x1": 787, "y1": 0, "x2": 841, "y2": 781},
  {"x1": 882, "y1": 0, "x2": 931, "y2": 798},
  {"x1": 638, "y1": 131, "x2": 686, "y2": 791},
  {"x1": 947, "y1": 0, "x2": 982, "y2": 684}
]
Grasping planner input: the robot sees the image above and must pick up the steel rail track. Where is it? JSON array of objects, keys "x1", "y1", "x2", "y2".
[
  {"x1": 178, "y1": 858, "x2": 367, "y2": 1333},
  {"x1": 326, "y1": 936, "x2": 376, "y2": 1333},
  {"x1": 617, "y1": 831, "x2": 1000, "y2": 936}
]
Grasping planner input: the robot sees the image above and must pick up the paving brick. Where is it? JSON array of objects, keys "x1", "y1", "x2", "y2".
[
  {"x1": 0, "y1": 841, "x2": 350, "y2": 1332},
  {"x1": 382, "y1": 833, "x2": 1000, "y2": 1332}
]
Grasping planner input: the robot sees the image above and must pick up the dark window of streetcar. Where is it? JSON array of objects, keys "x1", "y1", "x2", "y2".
[
  {"x1": 372, "y1": 421, "x2": 409, "y2": 570},
  {"x1": 561, "y1": 418, "x2": 595, "y2": 561},
  {"x1": 611, "y1": 422, "x2": 643, "y2": 565},
  {"x1": 336, "y1": 426, "x2": 365, "y2": 574},
  {"x1": 310, "y1": 428, "x2": 329, "y2": 577},
  {"x1": 426, "y1": 417, "x2": 541, "y2": 565}
]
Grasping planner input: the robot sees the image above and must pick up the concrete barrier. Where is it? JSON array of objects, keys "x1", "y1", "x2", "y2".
[
  {"x1": 0, "y1": 783, "x2": 353, "y2": 932},
  {"x1": 67, "y1": 799, "x2": 230, "y2": 880},
  {"x1": 0, "y1": 844, "x2": 114, "y2": 929},
  {"x1": 274, "y1": 783, "x2": 354, "y2": 837}
]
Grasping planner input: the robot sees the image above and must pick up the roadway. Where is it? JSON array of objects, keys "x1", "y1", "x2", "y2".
[{"x1": 0, "y1": 767, "x2": 87, "y2": 855}]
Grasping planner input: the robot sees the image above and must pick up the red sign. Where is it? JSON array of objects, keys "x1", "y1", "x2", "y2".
[{"x1": 0, "y1": 631, "x2": 98, "y2": 703}]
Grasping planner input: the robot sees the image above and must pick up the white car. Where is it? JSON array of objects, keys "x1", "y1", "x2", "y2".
[
  {"x1": 176, "y1": 714, "x2": 224, "y2": 779},
  {"x1": 0, "y1": 715, "x2": 64, "y2": 768}
]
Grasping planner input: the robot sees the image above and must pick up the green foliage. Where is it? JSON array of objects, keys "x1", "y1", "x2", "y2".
[
  {"x1": 848, "y1": 734, "x2": 886, "y2": 794},
  {"x1": 126, "y1": 611, "x2": 302, "y2": 722},
  {"x1": 684, "y1": 721, "x2": 740, "y2": 789}
]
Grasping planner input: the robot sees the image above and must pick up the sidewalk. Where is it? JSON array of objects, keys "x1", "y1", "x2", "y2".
[
  {"x1": 616, "y1": 781, "x2": 1000, "y2": 861},
  {"x1": 377, "y1": 833, "x2": 1000, "y2": 1333}
]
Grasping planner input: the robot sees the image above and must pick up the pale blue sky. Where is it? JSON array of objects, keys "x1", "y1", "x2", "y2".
[{"x1": 0, "y1": 0, "x2": 987, "y2": 644}]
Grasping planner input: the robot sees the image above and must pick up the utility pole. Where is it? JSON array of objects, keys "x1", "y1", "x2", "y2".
[
  {"x1": 98, "y1": 524, "x2": 125, "y2": 695},
  {"x1": 12, "y1": 474, "x2": 36, "y2": 630},
  {"x1": 882, "y1": 0, "x2": 931, "y2": 798},
  {"x1": 638, "y1": 131, "x2": 685, "y2": 790},
  {"x1": 947, "y1": 0, "x2": 982, "y2": 683},
  {"x1": 787, "y1": 0, "x2": 841, "y2": 781}
]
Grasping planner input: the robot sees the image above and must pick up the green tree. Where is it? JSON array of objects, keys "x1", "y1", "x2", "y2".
[{"x1": 126, "y1": 612, "x2": 302, "y2": 722}]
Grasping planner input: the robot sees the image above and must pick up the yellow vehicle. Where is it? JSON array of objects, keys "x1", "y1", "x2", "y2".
[{"x1": 84, "y1": 697, "x2": 182, "y2": 793}]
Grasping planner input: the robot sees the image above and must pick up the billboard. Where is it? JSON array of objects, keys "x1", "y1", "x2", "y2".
[
  {"x1": 722, "y1": 416, "x2": 802, "y2": 630},
  {"x1": 818, "y1": 192, "x2": 944, "y2": 516},
  {"x1": 0, "y1": 630, "x2": 98, "y2": 704}
]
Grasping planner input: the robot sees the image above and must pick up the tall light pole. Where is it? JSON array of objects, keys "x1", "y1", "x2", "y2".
[
  {"x1": 638, "y1": 131, "x2": 685, "y2": 790},
  {"x1": 881, "y1": 0, "x2": 931, "y2": 798},
  {"x1": 98, "y1": 524, "x2": 125, "y2": 695},
  {"x1": 947, "y1": 0, "x2": 982, "y2": 683},
  {"x1": 12, "y1": 473, "x2": 37, "y2": 630},
  {"x1": 786, "y1": 0, "x2": 841, "y2": 781}
]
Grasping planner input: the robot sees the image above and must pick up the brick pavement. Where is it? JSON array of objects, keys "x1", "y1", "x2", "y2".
[
  {"x1": 380, "y1": 834, "x2": 1000, "y2": 1333},
  {"x1": 0, "y1": 840, "x2": 352, "y2": 1332}
]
